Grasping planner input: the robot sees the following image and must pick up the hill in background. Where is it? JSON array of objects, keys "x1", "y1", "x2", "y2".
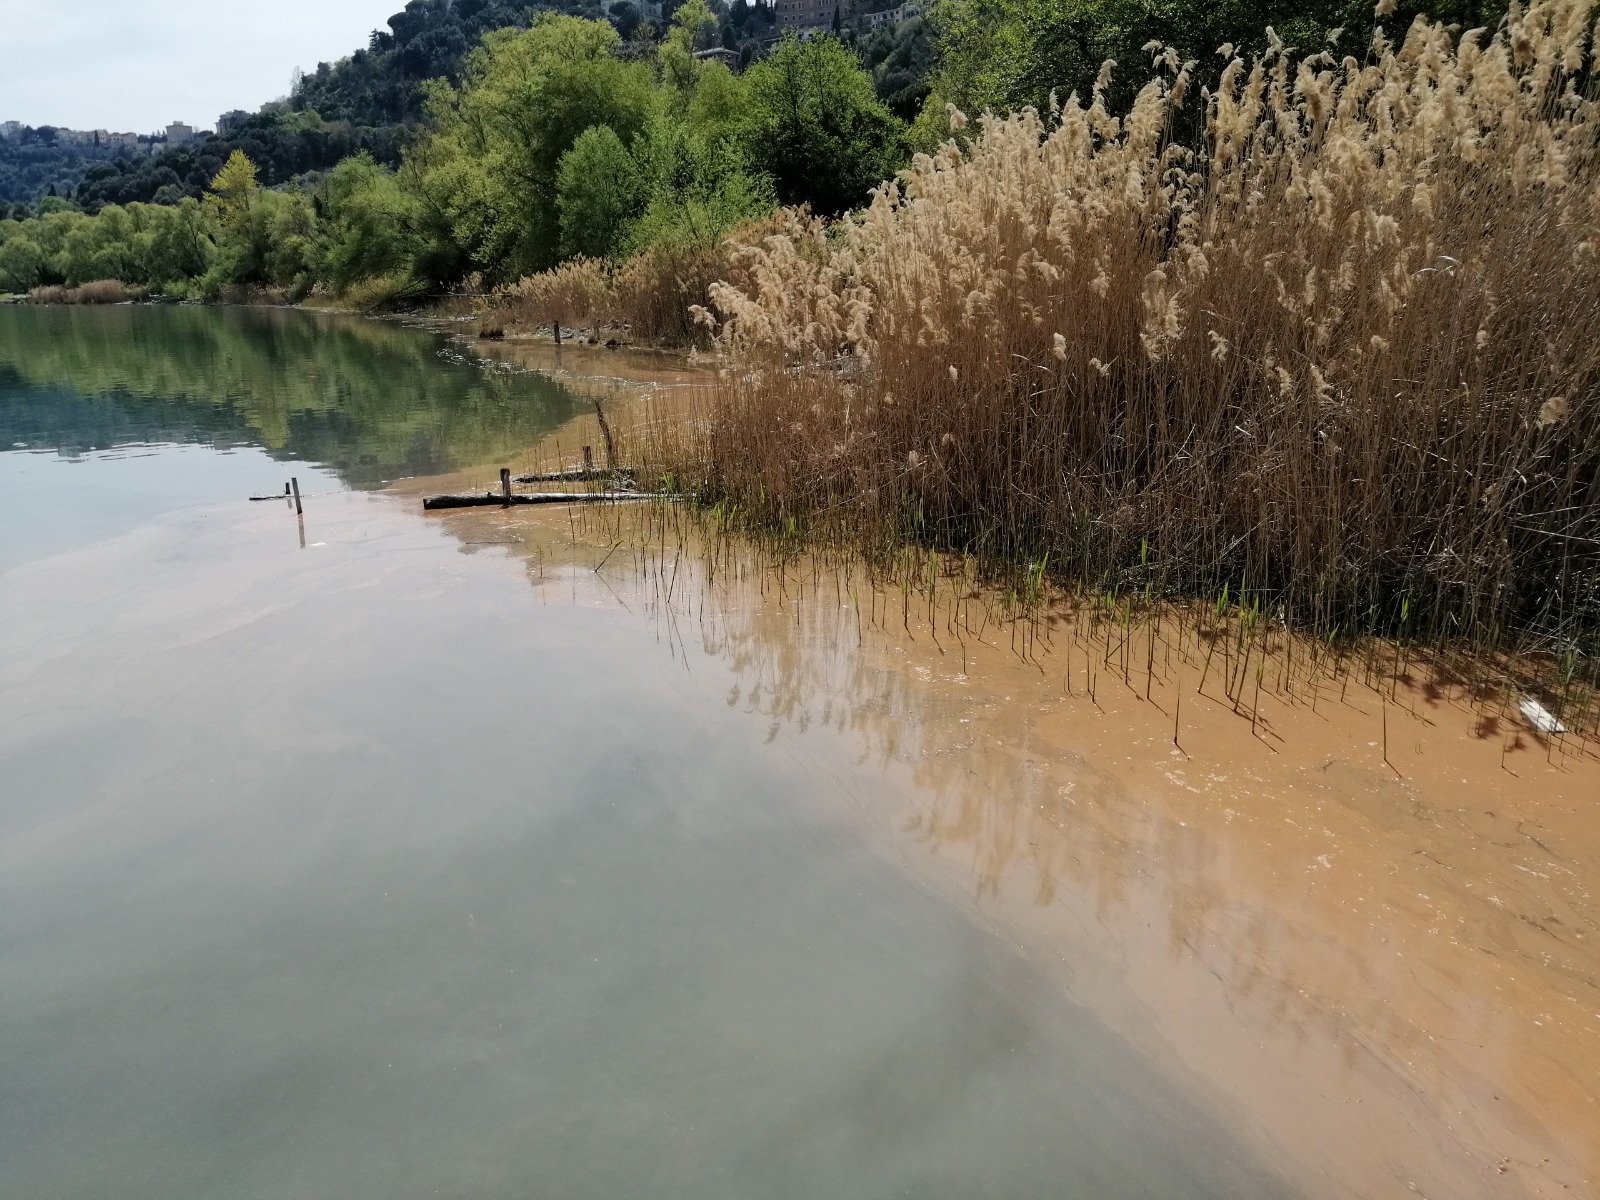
[{"x1": 1, "y1": 0, "x2": 571, "y2": 208}]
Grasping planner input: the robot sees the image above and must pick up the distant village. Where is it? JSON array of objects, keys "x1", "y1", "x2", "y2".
[{"x1": 0, "y1": 118, "x2": 233, "y2": 154}]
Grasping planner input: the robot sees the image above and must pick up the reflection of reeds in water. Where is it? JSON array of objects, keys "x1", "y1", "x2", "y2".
[
  {"x1": 565, "y1": 501, "x2": 1597, "y2": 804},
  {"x1": 660, "y1": 1, "x2": 1600, "y2": 704},
  {"x1": 565, "y1": 500, "x2": 1600, "y2": 761}
]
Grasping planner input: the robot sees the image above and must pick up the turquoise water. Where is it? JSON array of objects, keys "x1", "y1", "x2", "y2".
[{"x1": 0, "y1": 306, "x2": 1285, "y2": 1200}]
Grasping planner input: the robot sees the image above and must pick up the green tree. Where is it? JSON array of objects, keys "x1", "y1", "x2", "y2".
[
  {"x1": 408, "y1": 14, "x2": 659, "y2": 281},
  {"x1": 741, "y1": 36, "x2": 906, "y2": 216},
  {"x1": 0, "y1": 234, "x2": 43, "y2": 291},
  {"x1": 144, "y1": 199, "x2": 215, "y2": 286},
  {"x1": 625, "y1": 121, "x2": 771, "y2": 252},
  {"x1": 207, "y1": 150, "x2": 260, "y2": 228},
  {"x1": 61, "y1": 202, "x2": 144, "y2": 284},
  {"x1": 661, "y1": 0, "x2": 721, "y2": 91},
  {"x1": 921, "y1": 0, "x2": 1510, "y2": 129},
  {"x1": 556, "y1": 127, "x2": 651, "y2": 259},
  {"x1": 315, "y1": 153, "x2": 423, "y2": 293}
]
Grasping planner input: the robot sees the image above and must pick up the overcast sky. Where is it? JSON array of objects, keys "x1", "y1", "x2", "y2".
[{"x1": 0, "y1": 0, "x2": 405, "y2": 133}]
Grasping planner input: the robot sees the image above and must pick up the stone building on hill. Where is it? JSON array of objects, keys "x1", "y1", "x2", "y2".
[
  {"x1": 774, "y1": 0, "x2": 852, "y2": 32},
  {"x1": 773, "y1": 0, "x2": 917, "y2": 33}
]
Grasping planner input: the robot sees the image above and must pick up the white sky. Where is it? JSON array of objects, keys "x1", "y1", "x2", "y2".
[{"x1": 0, "y1": 0, "x2": 406, "y2": 133}]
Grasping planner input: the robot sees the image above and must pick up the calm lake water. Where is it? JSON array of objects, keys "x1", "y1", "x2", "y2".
[{"x1": 0, "y1": 306, "x2": 1285, "y2": 1199}]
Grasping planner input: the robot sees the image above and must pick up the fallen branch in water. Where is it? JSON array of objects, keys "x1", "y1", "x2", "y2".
[
  {"x1": 512, "y1": 467, "x2": 636, "y2": 484},
  {"x1": 422, "y1": 491, "x2": 672, "y2": 511}
]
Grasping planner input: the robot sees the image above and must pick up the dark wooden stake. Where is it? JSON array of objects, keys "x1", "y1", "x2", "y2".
[
  {"x1": 553, "y1": 316, "x2": 561, "y2": 346},
  {"x1": 582, "y1": 445, "x2": 594, "y2": 472},
  {"x1": 1382, "y1": 701, "x2": 1400, "y2": 778},
  {"x1": 500, "y1": 467, "x2": 512, "y2": 507},
  {"x1": 291, "y1": 476, "x2": 303, "y2": 515}
]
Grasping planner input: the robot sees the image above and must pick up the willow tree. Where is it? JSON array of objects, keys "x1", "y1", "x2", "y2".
[{"x1": 405, "y1": 14, "x2": 659, "y2": 282}]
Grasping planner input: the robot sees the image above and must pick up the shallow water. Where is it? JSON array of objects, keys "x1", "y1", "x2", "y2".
[{"x1": 1, "y1": 307, "x2": 1286, "y2": 1200}]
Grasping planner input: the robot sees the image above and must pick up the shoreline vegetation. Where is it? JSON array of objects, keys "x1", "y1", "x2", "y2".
[
  {"x1": 3, "y1": 0, "x2": 1597, "y2": 725},
  {"x1": 649, "y1": 0, "x2": 1594, "y2": 730}
]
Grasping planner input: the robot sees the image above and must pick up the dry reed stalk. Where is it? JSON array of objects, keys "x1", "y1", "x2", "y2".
[{"x1": 675, "y1": 0, "x2": 1600, "y2": 675}]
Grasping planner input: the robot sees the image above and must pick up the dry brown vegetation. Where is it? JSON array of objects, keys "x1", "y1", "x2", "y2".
[
  {"x1": 492, "y1": 215, "x2": 792, "y2": 344},
  {"x1": 26, "y1": 280, "x2": 147, "y2": 305},
  {"x1": 494, "y1": 248, "x2": 727, "y2": 343},
  {"x1": 677, "y1": 0, "x2": 1600, "y2": 667}
]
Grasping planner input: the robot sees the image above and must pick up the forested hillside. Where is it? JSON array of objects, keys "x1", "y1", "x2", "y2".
[
  {"x1": 4, "y1": 0, "x2": 577, "y2": 210},
  {"x1": 290, "y1": 0, "x2": 577, "y2": 126},
  {"x1": 0, "y1": 138, "x2": 130, "y2": 213}
]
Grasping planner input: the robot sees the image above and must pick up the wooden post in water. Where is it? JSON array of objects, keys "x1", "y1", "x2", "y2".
[
  {"x1": 553, "y1": 315, "x2": 561, "y2": 347},
  {"x1": 500, "y1": 467, "x2": 512, "y2": 507},
  {"x1": 291, "y1": 477, "x2": 303, "y2": 515},
  {"x1": 582, "y1": 445, "x2": 594, "y2": 473}
]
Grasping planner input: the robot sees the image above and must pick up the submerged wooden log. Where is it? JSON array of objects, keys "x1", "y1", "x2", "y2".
[
  {"x1": 512, "y1": 467, "x2": 637, "y2": 484},
  {"x1": 423, "y1": 491, "x2": 670, "y2": 511}
]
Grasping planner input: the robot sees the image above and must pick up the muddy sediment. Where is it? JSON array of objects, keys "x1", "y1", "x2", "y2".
[{"x1": 404, "y1": 344, "x2": 1599, "y2": 1200}]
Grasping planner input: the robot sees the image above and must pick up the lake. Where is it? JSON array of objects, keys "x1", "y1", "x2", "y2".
[{"x1": 0, "y1": 305, "x2": 1288, "y2": 1200}]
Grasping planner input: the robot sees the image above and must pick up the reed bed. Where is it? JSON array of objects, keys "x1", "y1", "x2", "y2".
[
  {"x1": 492, "y1": 244, "x2": 729, "y2": 343},
  {"x1": 493, "y1": 215, "x2": 793, "y2": 344},
  {"x1": 675, "y1": 0, "x2": 1600, "y2": 682},
  {"x1": 26, "y1": 280, "x2": 147, "y2": 305}
]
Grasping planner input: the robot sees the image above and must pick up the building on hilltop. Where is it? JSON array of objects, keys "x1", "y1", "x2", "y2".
[
  {"x1": 217, "y1": 110, "x2": 251, "y2": 137},
  {"x1": 773, "y1": 0, "x2": 917, "y2": 33},
  {"x1": 774, "y1": 0, "x2": 853, "y2": 32},
  {"x1": 0, "y1": 122, "x2": 144, "y2": 148},
  {"x1": 165, "y1": 122, "x2": 197, "y2": 146},
  {"x1": 863, "y1": 1, "x2": 919, "y2": 27}
]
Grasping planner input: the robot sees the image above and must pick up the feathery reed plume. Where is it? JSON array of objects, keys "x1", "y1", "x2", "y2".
[{"x1": 682, "y1": 0, "x2": 1600, "y2": 658}]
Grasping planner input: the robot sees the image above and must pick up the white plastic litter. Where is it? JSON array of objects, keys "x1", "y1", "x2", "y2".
[{"x1": 1518, "y1": 696, "x2": 1567, "y2": 735}]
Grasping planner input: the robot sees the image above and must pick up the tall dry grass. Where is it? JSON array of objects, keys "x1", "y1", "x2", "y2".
[
  {"x1": 684, "y1": 0, "x2": 1600, "y2": 660},
  {"x1": 494, "y1": 215, "x2": 793, "y2": 344},
  {"x1": 26, "y1": 280, "x2": 147, "y2": 305},
  {"x1": 495, "y1": 248, "x2": 726, "y2": 342}
]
